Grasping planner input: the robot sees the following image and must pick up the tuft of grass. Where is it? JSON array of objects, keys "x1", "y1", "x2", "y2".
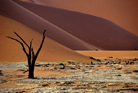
[
  {"x1": 87, "y1": 61, "x2": 91, "y2": 65},
  {"x1": 58, "y1": 62, "x2": 68, "y2": 65},
  {"x1": 74, "y1": 60, "x2": 81, "y2": 64},
  {"x1": 37, "y1": 61, "x2": 68, "y2": 65}
]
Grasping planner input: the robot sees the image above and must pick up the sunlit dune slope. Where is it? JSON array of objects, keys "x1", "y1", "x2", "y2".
[
  {"x1": 0, "y1": 0, "x2": 94, "y2": 50},
  {"x1": 33, "y1": 0, "x2": 138, "y2": 36},
  {"x1": 13, "y1": 0, "x2": 138, "y2": 50},
  {"x1": 0, "y1": 15, "x2": 92, "y2": 62},
  {"x1": 76, "y1": 51, "x2": 138, "y2": 59}
]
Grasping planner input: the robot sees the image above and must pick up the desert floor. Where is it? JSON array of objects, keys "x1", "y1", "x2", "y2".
[{"x1": 0, "y1": 57, "x2": 138, "y2": 93}]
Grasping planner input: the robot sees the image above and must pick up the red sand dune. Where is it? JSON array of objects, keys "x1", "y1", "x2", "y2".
[
  {"x1": 20, "y1": 0, "x2": 33, "y2": 3},
  {"x1": 0, "y1": 14, "x2": 92, "y2": 62},
  {"x1": 13, "y1": 0, "x2": 138, "y2": 50},
  {"x1": 0, "y1": 0, "x2": 94, "y2": 50},
  {"x1": 0, "y1": 0, "x2": 138, "y2": 63},
  {"x1": 33, "y1": 0, "x2": 138, "y2": 36},
  {"x1": 77, "y1": 51, "x2": 138, "y2": 59}
]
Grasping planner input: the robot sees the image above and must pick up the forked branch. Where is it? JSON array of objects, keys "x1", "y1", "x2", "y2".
[{"x1": 7, "y1": 30, "x2": 46, "y2": 79}]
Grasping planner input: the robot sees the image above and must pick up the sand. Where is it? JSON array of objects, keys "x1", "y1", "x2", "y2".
[
  {"x1": 0, "y1": 1, "x2": 138, "y2": 92},
  {"x1": 0, "y1": 0, "x2": 94, "y2": 50},
  {"x1": 76, "y1": 51, "x2": 138, "y2": 59},
  {"x1": 0, "y1": 14, "x2": 91, "y2": 62},
  {"x1": 0, "y1": 60, "x2": 138, "y2": 92},
  {"x1": 13, "y1": 0, "x2": 138, "y2": 50},
  {"x1": 0, "y1": 0, "x2": 138, "y2": 61},
  {"x1": 33, "y1": 0, "x2": 138, "y2": 36}
]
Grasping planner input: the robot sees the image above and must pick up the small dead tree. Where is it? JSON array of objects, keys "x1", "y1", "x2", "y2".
[{"x1": 7, "y1": 30, "x2": 46, "y2": 79}]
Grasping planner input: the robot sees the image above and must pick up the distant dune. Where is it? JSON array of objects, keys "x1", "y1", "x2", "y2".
[
  {"x1": 33, "y1": 0, "x2": 138, "y2": 36},
  {"x1": 13, "y1": 0, "x2": 138, "y2": 50},
  {"x1": 0, "y1": 15, "x2": 91, "y2": 62},
  {"x1": 0, "y1": 0, "x2": 94, "y2": 50}
]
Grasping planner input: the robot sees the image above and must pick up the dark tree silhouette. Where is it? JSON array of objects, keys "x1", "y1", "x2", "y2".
[{"x1": 7, "y1": 30, "x2": 46, "y2": 79}]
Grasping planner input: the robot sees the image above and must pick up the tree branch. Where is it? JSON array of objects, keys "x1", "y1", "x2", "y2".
[
  {"x1": 6, "y1": 36, "x2": 28, "y2": 57},
  {"x1": 28, "y1": 39, "x2": 33, "y2": 66},
  {"x1": 31, "y1": 47, "x2": 34, "y2": 60},
  {"x1": 43, "y1": 30, "x2": 46, "y2": 36},
  {"x1": 7, "y1": 30, "x2": 47, "y2": 79},
  {"x1": 30, "y1": 39, "x2": 35, "y2": 60},
  {"x1": 32, "y1": 30, "x2": 46, "y2": 66},
  {"x1": 35, "y1": 30, "x2": 46, "y2": 58},
  {"x1": 29, "y1": 39, "x2": 33, "y2": 58},
  {"x1": 14, "y1": 32, "x2": 29, "y2": 48}
]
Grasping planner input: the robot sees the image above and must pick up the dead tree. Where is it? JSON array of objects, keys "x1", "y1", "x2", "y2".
[{"x1": 7, "y1": 30, "x2": 46, "y2": 79}]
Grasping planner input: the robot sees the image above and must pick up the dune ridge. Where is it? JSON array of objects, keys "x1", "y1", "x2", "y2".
[
  {"x1": 0, "y1": 0, "x2": 94, "y2": 50},
  {"x1": 13, "y1": 0, "x2": 138, "y2": 50},
  {"x1": 33, "y1": 0, "x2": 138, "y2": 36},
  {"x1": 0, "y1": 14, "x2": 92, "y2": 62}
]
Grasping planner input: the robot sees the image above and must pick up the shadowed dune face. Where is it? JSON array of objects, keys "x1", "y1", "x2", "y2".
[
  {"x1": 12, "y1": 0, "x2": 138, "y2": 50},
  {"x1": 0, "y1": 0, "x2": 94, "y2": 50},
  {"x1": 33, "y1": 0, "x2": 138, "y2": 36},
  {"x1": 0, "y1": 15, "x2": 92, "y2": 62},
  {"x1": 20, "y1": 0, "x2": 33, "y2": 3}
]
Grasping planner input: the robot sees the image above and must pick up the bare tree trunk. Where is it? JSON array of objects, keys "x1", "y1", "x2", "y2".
[
  {"x1": 7, "y1": 30, "x2": 46, "y2": 79},
  {"x1": 29, "y1": 66, "x2": 34, "y2": 78}
]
